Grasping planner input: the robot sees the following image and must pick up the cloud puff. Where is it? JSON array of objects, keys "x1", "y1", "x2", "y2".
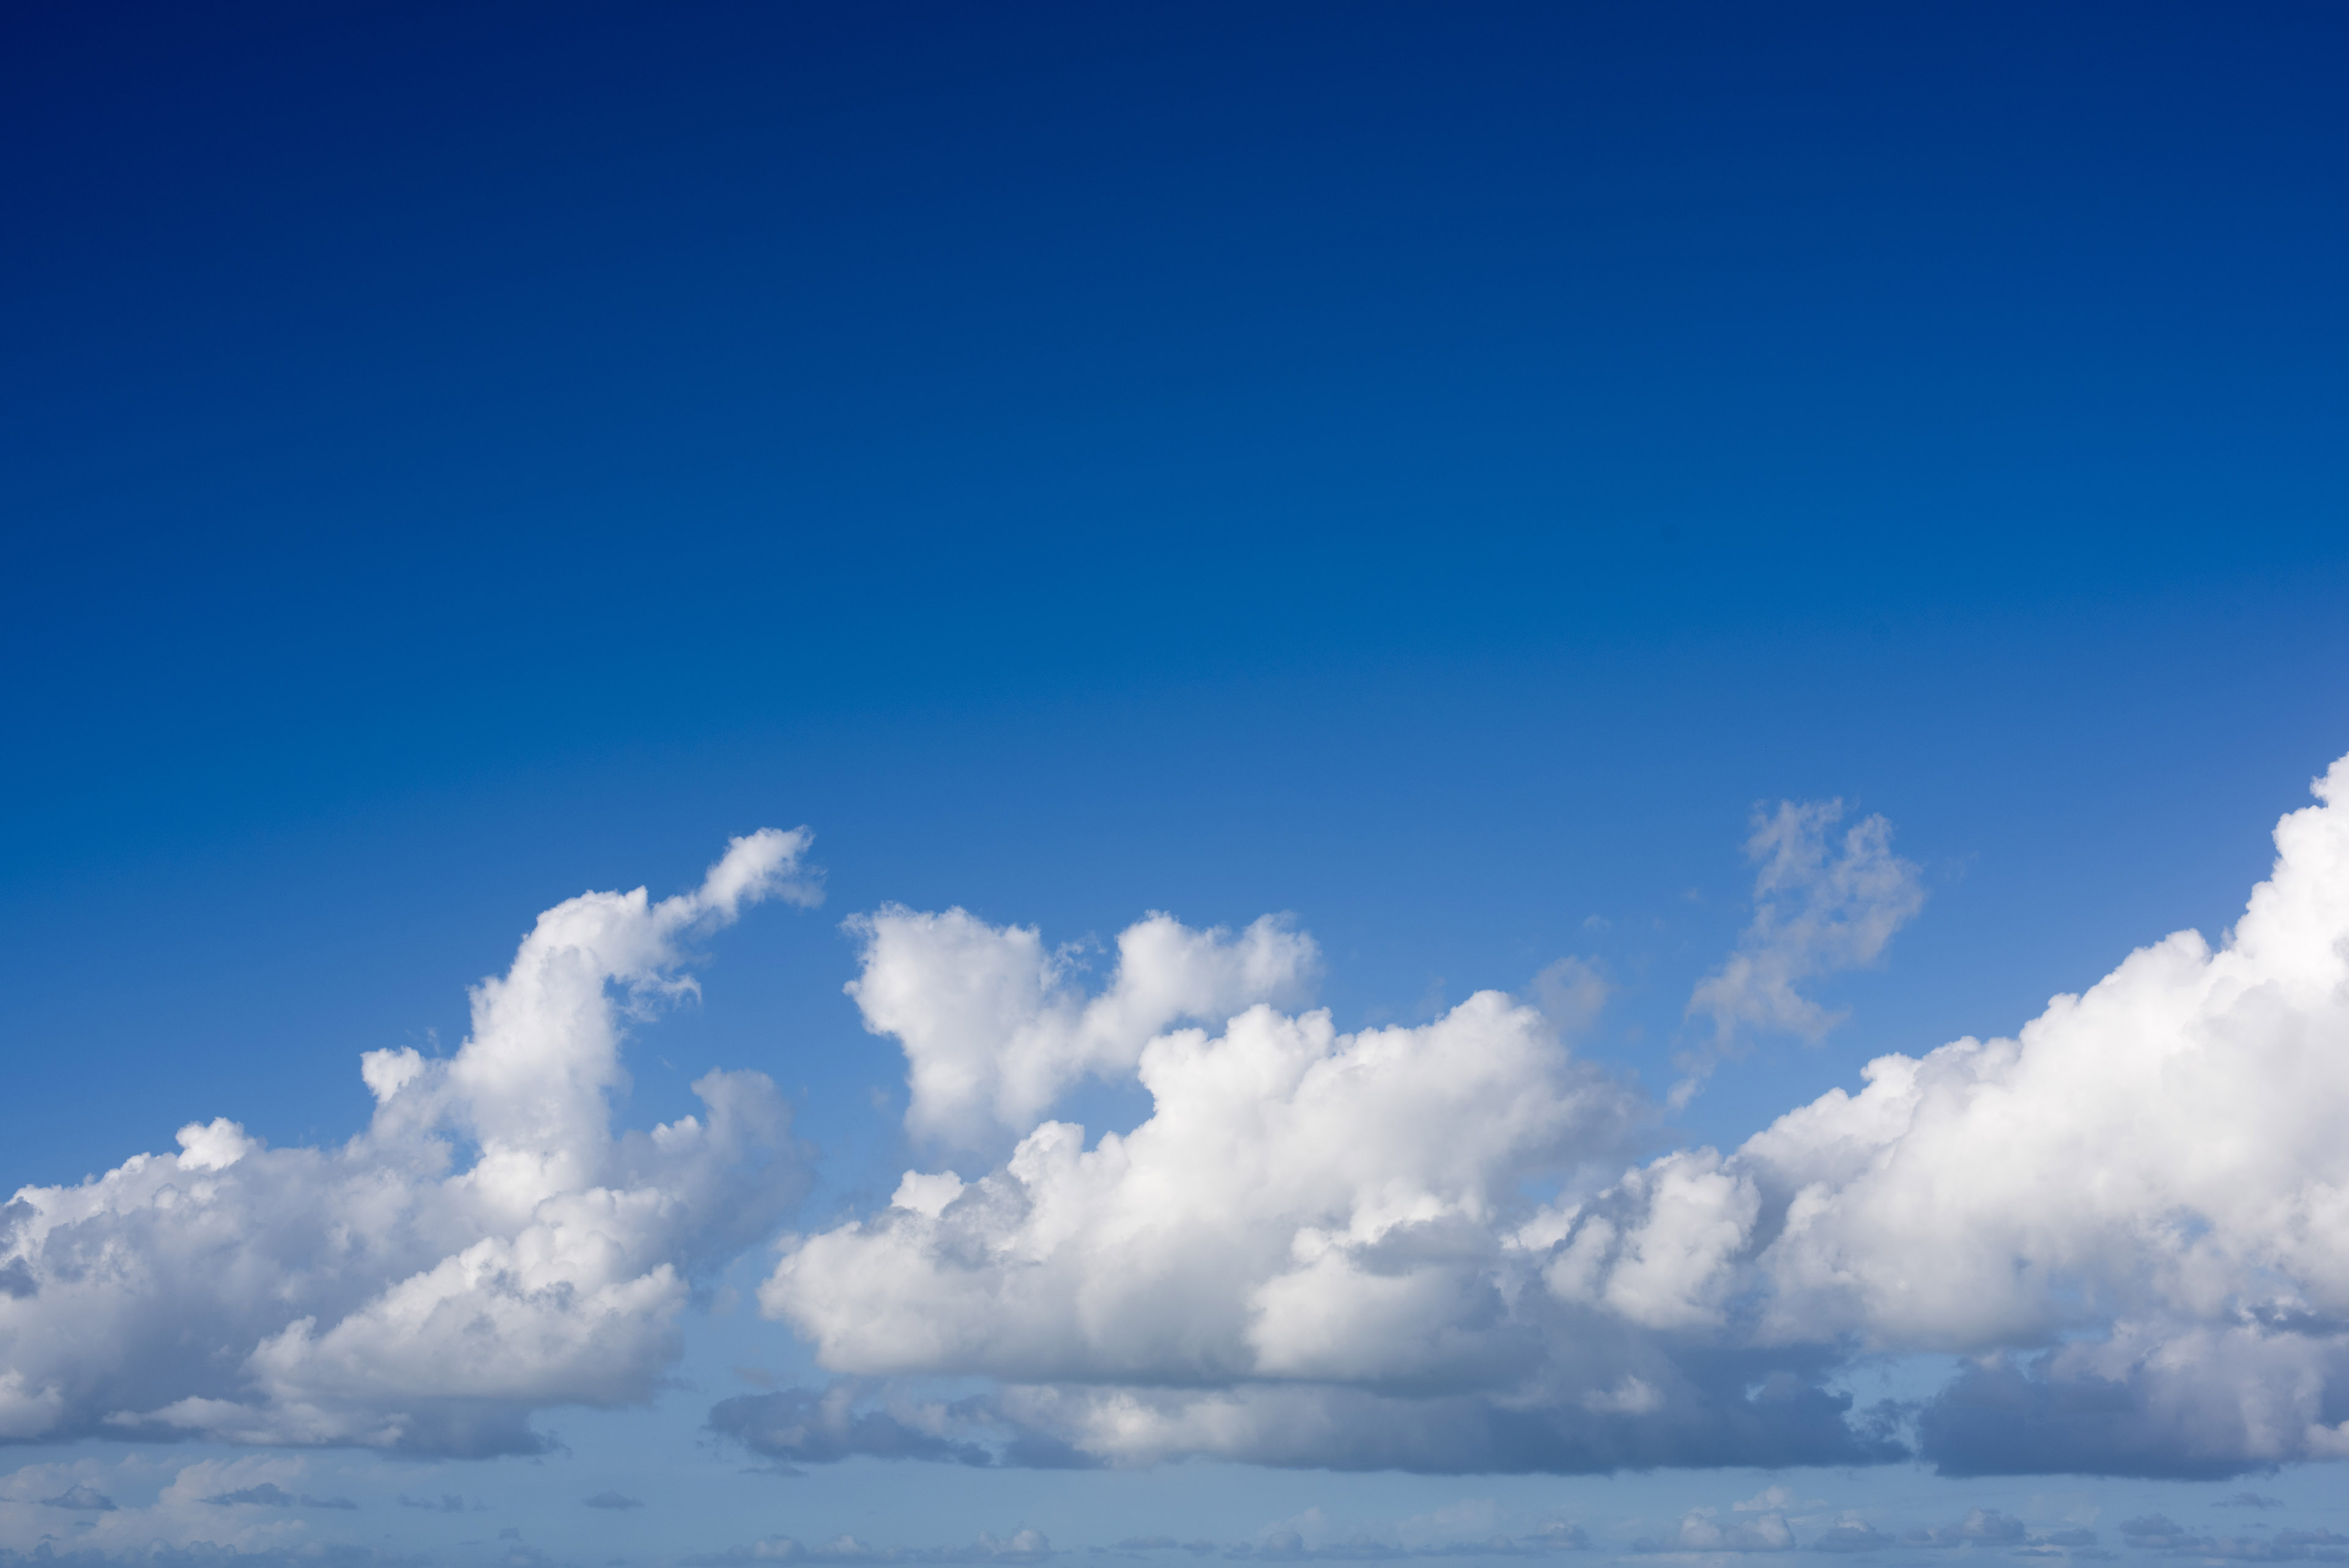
[
  {"x1": 763, "y1": 952, "x2": 1883, "y2": 1471},
  {"x1": 1685, "y1": 799, "x2": 1924, "y2": 1047},
  {"x1": 582, "y1": 1491, "x2": 643, "y2": 1510},
  {"x1": 0, "y1": 831, "x2": 817, "y2": 1456},
  {"x1": 1631, "y1": 1508, "x2": 1795, "y2": 1554},
  {"x1": 847, "y1": 907, "x2": 1318, "y2": 1146},
  {"x1": 757, "y1": 753, "x2": 2349, "y2": 1478}
]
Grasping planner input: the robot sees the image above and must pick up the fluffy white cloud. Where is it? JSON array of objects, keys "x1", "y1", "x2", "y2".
[
  {"x1": 767, "y1": 990, "x2": 1636, "y2": 1389},
  {"x1": 755, "y1": 754, "x2": 2349, "y2": 1478},
  {"x1": 0, "y1": 831, "x2": 816, "y2": 1456},
  {"x1": 1542, "y1": 753, "x2": 2349, "y2": 1474},
  {"x1": 760, "y1": 964, "x2": 1877, "y2": 1471},
  {"x1": 847, "y1": 907, "x2": 1318, "y2": 1146}
]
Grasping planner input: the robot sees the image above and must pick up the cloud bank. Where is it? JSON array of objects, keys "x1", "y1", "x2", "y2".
[
  {"x1": 0, "y1": 831, "x2": 817, "y2": 1456},
  {"x1": 755, "y1": 757, "x2": 2349, "y2": 1478}
]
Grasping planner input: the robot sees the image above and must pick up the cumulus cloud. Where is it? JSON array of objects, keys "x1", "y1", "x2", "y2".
[
  {"x1": 0, "y1": 831, "x2": 817, "y2": 1456},
  {"x1": 762, "y1": 958, "x2": 1876, "y2": 1471},
  {"x1": 751, "y1": 752, "x2": 2349, "y2": 1479},
  {"x1": 1631, "y1": 1507, "x2": 1794, "y2": 1553},
  {"x1": 1685, "y1": 799, "x2": 1924, "y2": 1049},
  {"x1": 847, "y1": 907, "x2": 1318, "y2": 1146},
  {"x1": 1807, "y1": 1523, "x2": 1896, "y2": 1554},
  {"x1": 582, "y1": 1492, "x2": 643, "y2": 1510}
]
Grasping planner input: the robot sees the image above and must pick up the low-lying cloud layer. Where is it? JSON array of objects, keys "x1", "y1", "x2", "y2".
[
  {"x1": 14, "y1": 757, "x2": 2349, "y2": 1485},
  {"x1": 0, "y1": 831, "x2": 818, "y2": 1456},
  {"x1": 755, "y1": 757, "x2": 2349, "y2": 1478}
]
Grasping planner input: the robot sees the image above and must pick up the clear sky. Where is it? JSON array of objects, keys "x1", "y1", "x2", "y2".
[{"x1": 6, "y1": 3, "x2": 2349, "y2": 1567}]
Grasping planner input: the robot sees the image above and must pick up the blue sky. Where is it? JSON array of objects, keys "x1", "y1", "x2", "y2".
[{"x1": 6, "y1": 1, "x2": 2349, "y2": 1565}]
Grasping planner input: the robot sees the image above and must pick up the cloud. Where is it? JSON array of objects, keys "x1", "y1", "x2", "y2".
[
  {"x1": 1, "y1": 1457, "x2": 360, "y2": 1557},
  {"x1": 683, "y1": 1531, "x2": 1053, "y2": 1566},
  {"x1": 2121, "y1": 1517, "x2": 2349, "y2": 1562},
  {"x1": 1902, "y1": 1510, "x2": 2026, "y2": 1547},
  {"x1": 1226, "y1": 1526, "x2": 1587, "y2": 1560},
  {"x1": 583, "y1": 1492, "x2": 643, "y2": 1510},
  {"x1": 2219, "y1": 1495, "x2": 2289, "y2": 1510},
  {"x1": 707, "y1": 1384, "x2": 998, "y2": 1470},
  {"x1": 0, "y1": 831, "x2": 817, "y2": 1457},
  {"x1": 761, "y1": 965, "x2": 1879, "y2": 1473},
  {"x1": 204, "y1": 1482, "x2": 358, "y2": 1509},
  {"x1": 395, "y1": 1493, "x2": 469, "y2": 1512},
  {"x1": 847, "y1": 908, "x2": 1318, "y2": 1146},
  {"x1": 1685, "y1": 799, "x2": 1924, "y2": 1047},
  {"x1": 1808, "y1": 1523, "x2": 1896, "y2": 1554},
  {"x1": 1631, "y1": 1508, "x2": 1794, "y2": 1553},
  {"x1": 752, "y1": 752, "x2": 2349, "y2": 1478}
]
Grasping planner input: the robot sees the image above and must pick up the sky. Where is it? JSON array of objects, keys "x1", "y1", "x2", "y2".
[{"x1": 6, "y1": 1, "x2": 2349, "y2": 1565}]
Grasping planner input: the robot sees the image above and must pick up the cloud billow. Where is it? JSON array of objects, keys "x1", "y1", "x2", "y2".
[
  {"x1": 754, "y1": 754, "x2": 2349, "y2": 1479},
  {"x1": 17, "y1": 751, "x2": 2349, "y2": 1483},
  {"x1": 0, "y1": 831, "x2": 819, "y2": 1457}
]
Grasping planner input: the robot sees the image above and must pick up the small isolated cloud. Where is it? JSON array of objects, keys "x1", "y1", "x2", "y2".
[
  {"x1": 2219, "y1": 1495, "x2": 2289, "y2": 1511},
  {"x1": 397, "y1": 1493, "x2": 470, "y2": 1512},
  {"x1": 1685, "y1": 798, "x2": 1923, "y2": 1049},
  {"x1": 38, "y1": 1484, "x2": 118, "y2": 1512},
  {"x1": 585, "y1": 1492, "x2": 645, "y2": 1511},
  {"x1": 1527, "y1": 957, "x2": 1610, "y2": 1039}
]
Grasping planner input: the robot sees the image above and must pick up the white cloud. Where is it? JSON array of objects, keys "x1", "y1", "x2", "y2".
[
  {"x1": 765, "y1": 990, "x2": 1639, "y2": 1393},
  {"x1": 847, "y1": 907, "x2": 1318, "y2": 1146},
  {"x1": 1632, "y1": 1506, "x2": 1795, "y2": 1553},
  {"x1": 751, "y1": 752, "x2": 2349, "y2": 1478},
  {"x1": 0, "y1": 830, "x2": 816, "y2": 1456},
  {"x1": 1685, "y1": 799, "x2": 1924, "y2": 1046},
  {"x1": 1559, "y1": 752, "x2": 2349, "y2": 1473}
]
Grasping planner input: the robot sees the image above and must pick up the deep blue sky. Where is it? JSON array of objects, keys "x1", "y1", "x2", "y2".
[{"x1": 4, "y1": 2, "x2": 2349, "y2": 1561}]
